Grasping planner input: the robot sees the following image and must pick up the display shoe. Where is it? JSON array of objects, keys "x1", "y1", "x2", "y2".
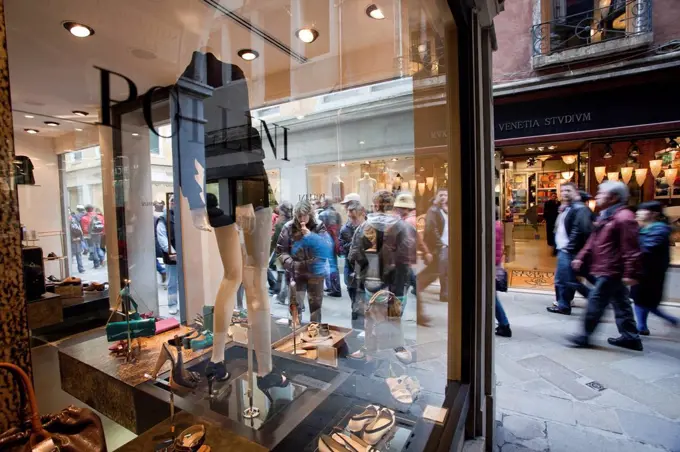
[
  {"x1": 394, "y1": 346, "x2": 412, "y2": 364},
  {"x1": 362, "y1": 408, "x2": 396, "y2": 445},
  {"x1": 168, "y1": 330, "x2": 199, "y2": 348},
  {"x1": 331, "y1": 430, "x2": 377, "y2": 452},
  {"x1": 307, "y1": 322, "x2": 320, "y2": 338},
  {"x1": 349, "y1": 348, "x2": 367, "y2": 360},
  {"x1": 205, "y1": 361, "x2": 230, "y2": 383},
  {"x1": 319, "y1": 323, "x2": 331, "y2": 337},
  {"x1": 174, "y1": 425, "x2": 206, "y2": 452},
  {"x1": 189, "y1": 331, "x2": 213, "y2": 351},
  {"x1": 47, "y1": 252, "x2": 59, "y2": 260},
  {"x1": 318, "y1": 434, "x2": 347, "y2": 452},
  {"x1": 386, "y1": 375, "x2": 420, "y2": 404},
  {"x1": 172, "y1": 339, "x2": 201, "y2": 389},
  {"x1": 62, "y1": 276, "x2": 82, "y2": 285},
  {"x1": 150, "y1": 343, "x2": 199, "y2": 391},
  {"x1": 84, "y1": 282, "x2": 107, "y2": 292},
  {"x1": 46, "y1": 275, "x2": 62, "y2": 283},
  {"x1": 347, "y1": 405, "x2": 380, "y2": 433}
]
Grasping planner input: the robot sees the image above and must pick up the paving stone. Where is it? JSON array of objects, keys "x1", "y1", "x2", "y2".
[
  {"x1": 573, "y1": 402, "x2": 622, "y2": 434},
  {"x1": 496, "y1": 338, "x2": 563, "y2": 361},
  {"x1": 517, "y1": 355, "x2": 600, "y2": 401},
  {"x1": 616, "y1": 409, "x2": 680, "y2": 451},
  {"x1": 518, "y1": 378, "x2": 572, "y2": 399},
  {"x1": 579, "y1": 365, "x2": 680, "y2": 419},
  {"x1": 495, "y1": 353, "x2": 539, "y2": 385},
  {"x1": 500, "y1": 443, "x2": 539, "y2": 452},
  {"x1": 652, "y1": 375, "x2": 680, "y2": 395},
  {"x1": 546, "y1": 421, "x2": 666, "y2": 452},
  {"x1": 583, "y1": 389, "x2": 657, "y2": 416},
  {"x1": 502, "y1": 414, "x2": 546, "y2": 441},
  {"x1": 610, "y1": 352, "x2": 680, "y2": 382},
  {"x1": 496, "y1": 387, "x2": 575, "y2": 425}
]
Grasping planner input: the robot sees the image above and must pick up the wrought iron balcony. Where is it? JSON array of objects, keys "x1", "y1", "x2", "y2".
[{"x1": 531, "y1": 0, "x2": 652, "y2": 58}]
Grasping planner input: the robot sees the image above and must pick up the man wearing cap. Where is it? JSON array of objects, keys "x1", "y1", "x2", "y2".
[
  {"x1": 340, "y1": 200, "x2": 366, "y2": 320},
  {"x1": 340, "y1": 193, "x2": 361, "y2": 205}
]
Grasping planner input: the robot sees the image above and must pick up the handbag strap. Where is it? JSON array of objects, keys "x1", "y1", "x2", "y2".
[
  {"x1": 0, "y1": 363, "x2": 52, "y2": 444},
  {"x1": 367, "y1": 289, "x2": 392, "y2": 306}
]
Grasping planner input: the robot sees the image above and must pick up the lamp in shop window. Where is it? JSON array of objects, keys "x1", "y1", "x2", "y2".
[
  {"x1": 603, "y1": 143, "x2": 614, "y2": 159},
  {"x1": 620, "y1": 167, "x2": 634, "y2": 185},
  {"x1": 561, "y1": 155, "x2": 577, "y2": 165},
  {"x1": 426, "y1": 176, "x2": 434, "y2": 191},
  {"x1": 561, "y1": 171, "x2": 574, "y2": 180},
  {"x1": 418, "y1": 182, "x2": 426, "y2": 196},
  {"x1": 665, "y1": 168, "x2": 678, "y2": 185},
  {"x1": 408, "y1": 179, "x2": 417, "y2": 191},
  {"x1": 635, "y1": 168, "x2": 648, "y2": 186},
  {"x1": 649, "y1": 160, "x2": 663, "y2": 177},
  {"x1": 607, "y1": 171, "x2": 619, "y2": 182},
  {"x1": 594, "y1": 166, "x2": 606, "y2": 183}
]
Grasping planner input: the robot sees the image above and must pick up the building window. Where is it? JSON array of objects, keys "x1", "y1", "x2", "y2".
[{"x1": 72, "y1": 151, "x2": 83, "y2": 162}]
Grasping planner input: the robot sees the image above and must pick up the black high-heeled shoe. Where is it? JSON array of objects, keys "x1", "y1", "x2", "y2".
[
  {"x1": 151, "y1": 343, "x2": 200, "y2": 390},
  {"x1": 171, "y1": 336, "x2": 201, "y2": 388}
]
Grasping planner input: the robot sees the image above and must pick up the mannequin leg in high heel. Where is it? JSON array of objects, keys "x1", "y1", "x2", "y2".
[{"x1": 205, "y1": 223, "x2": 241, "y2": 385}]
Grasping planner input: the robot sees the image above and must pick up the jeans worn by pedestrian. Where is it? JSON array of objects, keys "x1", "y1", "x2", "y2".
[
  {"x1": 296, "y1": 277, "x2": 324, "y2": 323},
  {"x1": 495, "y1": 295, "x2": 509, "y2": 327},
  {"x1": 156, "y1": 260, "x2": 166, "y2": 276},
  {"x1": 584, "y1": 276, "x2": 639, "y2": 340},
  {"x1": 89, "y1": 234, "x2": 103, "y2": 268},
  {"x1": 417, "y1": 246, "x2": 449, "y2": 300},
  {"x1": 166, "y1": 265, "x2": 178, "y2": 313},
  {"x1": 71, "y1": 241, "x2": 84, "y2": 273},
  {"x1": 634, "y1": 304, "x2": 679, "y2": 333},
  {"x1": 324, "y1": 254, "x2": 342, "y2": 295},
  {"x1": 555, "y1": 250, "x2": 592, "y2": 310},
  {"x1": 344, "y1": 264, "x2": 358, "y2": 313}
]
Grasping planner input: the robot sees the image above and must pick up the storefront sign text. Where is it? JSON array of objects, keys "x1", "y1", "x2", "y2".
[{"x1": 498, "y1": 112, "x2": 592, "y2": 132}]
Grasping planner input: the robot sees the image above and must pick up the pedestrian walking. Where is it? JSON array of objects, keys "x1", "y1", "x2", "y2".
[
  {"x1": 340, "y1": 201, "x2": 366, "y2": 320},
  {"x1": 81, "y1": 205, "x2": 105, "y2": 269},
  {"x1": 157, "y1": 196, "x2": 179, "y2": 315},
  {"x1": 544, "y1": 192, "x2": 560, "y2": 253},
  {"x1": 571, "y1": 181, "x2": 643, "y2": 351},
  {"x1": 495, "y1": 212, "x2": 511, "y2": 337},
  {"x1": 319, "y1": 197, "x2": 343, "y2": 297},
  {"x1": 392, "y1": 192, "x2": 419, "y2": 296},
  {"x1": 547, "y1": 183, "x2": 594, "y2": 315},
  {"x1": 632, "y1": 201, "x2": 678, "y2": 335},
  {"x1": 419, "y1": 188, "x2": 449, "y2": 302},
  {"x1": 271, "y1": 201, "x2": 293, "y2": 305},
  {"x1": 69, "y1": 210, "x2": 85, "y2": 273}
]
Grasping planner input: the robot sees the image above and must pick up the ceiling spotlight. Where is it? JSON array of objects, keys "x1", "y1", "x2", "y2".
[
  {"x1": 72, "y1": 110, "x2": 88, "y2": 116},
  {"x1": 537, "y1": 146, "x2": 545, "y2": 151},
  {"x1": 24, "y1": 114, "x2": 34, "y2": 119},
  {"x1": 296, "y1": 28, "x2": 319, "y2": 44},
  {"x1": 526, "y1": 147, "x2": 535, "y2": 152},
  {"x1": 132, "y1": 132, "x2": 139, "y2": 137},
  {"x1": 237, "y1": 49, "x2": 259, "y2": 61},
  {"x1": 603, "y1": 143, "x2": 613, "y2": 159},
  {"x1": 548, "y1": 145, "x2": 557, "y2": 150},
  {"x1": 359, "y1": 140, "x2": 365, "y2": 145},
  {"x1": 366, "y1": 4, "x2": 385, "y2": 20},
  {"x1": 296, "y1": 115, "x2": 305, "y2": 120},
  {"x1": 341, "y1": 162, "x2": 346, "y2": 167},
  {"x1": 75, "y1": 128, "x2": 83, "y2": 132},
  {"x1": 63, "y1": 21, "x2": 95, "y2": 38},
  {"x1": 628, "y1": 140, "x2": 640, "y2": 157},
  {"x1": 44, "y1": 121, "x2": 59, "y2": 127},
  {"x1": 24, "y1": 128, "x2": 39, "y2": 134}
]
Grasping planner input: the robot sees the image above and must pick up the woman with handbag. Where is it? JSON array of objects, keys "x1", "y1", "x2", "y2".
[{"x1": 495, "y1": 211, "x2": 512, "y2": 338}]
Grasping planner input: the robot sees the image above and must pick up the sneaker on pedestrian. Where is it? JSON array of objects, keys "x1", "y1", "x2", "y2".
[
  {"x1": 169, "y1": 306, "x2": 179, "y2": 315},
  {"x1": 394, "y1": 347, "x2": 412, "y2": 364},
  {"x1": 552, "y1": 300, "x2": 575, "y2": 308},
  {"x1": 328, "y1": 292, "x2": 342, "y2": 298},
  {"x1": 607, "y1": 336, "x2": 643, "y2": 351},
  {"x1": 495, "y1": 325, "x2": 512, "y2": 338}
]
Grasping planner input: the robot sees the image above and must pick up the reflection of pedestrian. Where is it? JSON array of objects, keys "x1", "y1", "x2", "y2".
[
  {"x1": 271, "y1": 201, "x2": 293, "y2": 305},
  {"x1": 419, "y1": 188, "x2": 449, "y2": 302},
  {"x1": 495, "y1": 216, "x2": 511, "y2": 337},
  {"x1": 157, "y1": 196, "x2": 179, "y2": 315},
  {"x1": 340, "y1": 201, "x2": 366, "y2": 320},
  {"x1": 69, "y1": 210, "x2": 85, "y2": 273},
  {"x1": 544, "y1": 193, "x2": 560, "y2": 251},
  {"x1": 81, "y1": 205, "x2": 105, "y2": 269},
  {"x1": 632, "y1": 201, "x2": 678, "y2": 335},
  {"x1": 571, "y1": 181, "x2": 642, "y2": 351},
  {"x1": 319, "y1": 198, "x2": 343, "y2": 297}
]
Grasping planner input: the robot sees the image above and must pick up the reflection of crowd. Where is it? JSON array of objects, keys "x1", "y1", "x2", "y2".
[{"x1": 69, "y1": 204, "x2": 105, "y2": 273}]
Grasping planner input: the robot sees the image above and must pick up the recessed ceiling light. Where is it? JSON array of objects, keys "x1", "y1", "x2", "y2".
[
  {"x1": 24, "y1": 114, "x2": 34, "y2": 119},
  {"x1": 296, "y1": 28, "x2": 319, "y2": 44},
  {"x1": 366, "y1": 4, "x2": 385, "y2": 20},
  {"x1": 132, "y1": 133, "x2": 139, "y2": 137},
  {"x1": 63, "y1": 21, "x2": 95, "y2": 38},
  {"x1": 297, "y1": 115, "x2": 305, "y2": 120},
  {"x1": 44, "y1": 121, "x2": 59, "y2": 127},
  {"x1": 24, "y1": 128, "x2": 39, "y2": 134},
  {"x1": 75, "y1": 128, "x2": 83, "y2": 132},
  {"x1": 359, "y1": 140, "x2": 365, "y2": 145},
  {"x1": 72, "y1": 110, "x2": 88, "y2": 116},
  {"x1": 237, "y1": 49, "x2": 259, "y2": 61}
]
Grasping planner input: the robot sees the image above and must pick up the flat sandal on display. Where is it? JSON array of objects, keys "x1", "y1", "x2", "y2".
[
  {"x1": 318, "y1": 434, "x2": 347, "y2": 452},
  {"x1": 331, "y1": 430, "x2": 377, "y2": 452},
  {"x1": 362, "y1": 408, "x2": 396, "y2": 445},
  {"x1": 347, "y1": 405, "x2": 380, "y2": 433}
]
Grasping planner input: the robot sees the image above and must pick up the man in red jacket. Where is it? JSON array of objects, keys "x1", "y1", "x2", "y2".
[{"x1": 571, "y1": 181, "x2": 643, "y2": 351}]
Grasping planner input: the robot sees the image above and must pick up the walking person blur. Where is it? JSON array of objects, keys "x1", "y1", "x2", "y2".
[
  {"x1": 81, "y1": 205, "x2": 105, "y2": 269},
  {"x1": 319, "y1": 197, "x2": 343, "y2": 297},
  {"x1": 271, "y1": 201, "x2": 293, "y2": 305},
  {"x1": 68, "y1": 210, "x2": 85, "y2": 274},
  {"x1": 547, "y1": 184, "x2": 594, "y2": 315},
  {"x1": 419, "y1": 188, "x2": 449, "y2": 302},
  {"x1": 393, "y1": 193, "x2": 419, "y2": 295},
  {"x1": 277, "y1": 200, "x2": 334, "y2": 322},
  {"x1": 632, "y1": 201, "x2": 678, "y2": 335},
  {"x1": 544, "y1": 192, "x2": 560, "y2": 254},
  {"x1": 571, "y1": 181, "x2": 643, "y2": 351},
  {"x1": 157, "y1": 196, "x2": 179, "y2": 315},
  {"x1": 340, "y1": 201, "x2": 366, "y2": 320},
  {"x1": 495, "y1": 210, "x2": 512, "y2": 337}
]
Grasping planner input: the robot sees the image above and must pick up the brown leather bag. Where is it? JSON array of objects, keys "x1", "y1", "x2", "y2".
[{"x1": 0, "y1": 363, "x2": 107, "y2": 451}]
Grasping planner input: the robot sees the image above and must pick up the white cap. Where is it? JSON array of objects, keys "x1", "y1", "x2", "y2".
[
  {"x1": 340, "y1": 193, "x2": 361, "y2": 204},
  {"x1": 76, "y1": 204, "x2": 85, "y2": 210}
]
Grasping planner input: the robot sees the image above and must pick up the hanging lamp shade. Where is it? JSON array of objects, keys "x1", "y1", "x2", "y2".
[
  {"x1": 620, "y1": 167, "x2": 634, "y2": 185},
  {"x1": 649, "y1": 160, "x2": 663, "y2": 177},
  {"x1": 562, "y1": 155, "x2": 577, "y2": 165},
  {"x1": 417, "y1": 182, "x2": 426, "y2": 196},
  {"x1": 634, "y1": 168, "x2": 648, "y2": 186},
  {"x1": 561, "y1": 171, "x2": 574, "y2": 180},
  {"x1": 594, "y1": 166, "x2": 606, "y2": 183},
  {"x1": 408, "y1": 179, "x2": 417, "y2": 191},
  {"x1": 607, "y1": 172, "x2": 619, "y2": 182},
  {"x1": 665, "y1": 168, "x2": 678, "y2": 185},
  {"x1": 426, "y1": 176, "x2": 434, "y2": 190}
]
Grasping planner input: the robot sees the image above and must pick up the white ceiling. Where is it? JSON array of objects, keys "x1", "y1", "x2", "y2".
[{"x1": 6, "y1": 0, "x2": 410, "y2": 137}]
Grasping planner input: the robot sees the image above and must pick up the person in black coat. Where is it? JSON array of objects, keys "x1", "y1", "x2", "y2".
[
  {"x1": 543, "y1": 192, "x2": 560, "y2": 252},
  {"x1": 632, "y1": 201, "x2": 678, "y2": 335}
]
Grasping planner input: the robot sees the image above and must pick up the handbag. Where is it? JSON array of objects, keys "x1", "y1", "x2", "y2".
[
  {"x1": 105, "y1": 288, "x2": 156, "y2": 342},
  {"x1": 0, "y1": 363, "x2": 107, "y2": 451},
  {"x1": 496, "y1": 267, "x2": 508, "y2": 292},
  {"x1": 368, "y1": 289, "x2": 403, "y2": 318}
]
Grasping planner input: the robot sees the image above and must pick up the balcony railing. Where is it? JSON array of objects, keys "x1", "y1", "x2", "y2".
[{"x1": 531, "y1": 0, "x2": 652, "y2": 57}]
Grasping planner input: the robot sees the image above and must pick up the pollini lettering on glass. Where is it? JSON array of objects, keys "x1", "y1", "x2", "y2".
[
  {"x1": 94, "y1": 66, "x2": 289, "y2": 161},
  {"x1": 497, "y1": 113, "x2": 592, "y2": 132}
]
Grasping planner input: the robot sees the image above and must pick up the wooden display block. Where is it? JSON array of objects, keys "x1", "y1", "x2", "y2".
[
  {"x1": 54, "y1": 283, "x2": 82, "y2": 297},
  {"x1": 272, "y1": 324, "x2": 351, "y2": 366}
]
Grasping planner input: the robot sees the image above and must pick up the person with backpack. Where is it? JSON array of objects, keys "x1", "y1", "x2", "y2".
[
  {"x1": 81, "y1": 205, "x2": 105, "y2": 269},
  {"x1": 69, "y1": 209, "x2": 85, "y2": 273},
  {"x1": 157, "y1": 196, "x2": 179, "y2": 315},
  {"x1": 318, "y1": 197, "x2": 343, "y2": 297}
]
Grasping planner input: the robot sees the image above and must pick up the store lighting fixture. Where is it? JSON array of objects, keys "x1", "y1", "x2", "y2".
[
  {"x1": 620, "y1": 167, "x2": 634, "y2": 185},
  {"x1": 341, "y1": 162, "x2": 346, "y2": 167},
  {"x1": 75, "y1": 128, "x2": 83, "y2": 132},
  {"x1": 365, "y1": 160, "x2": 370, "y2": 164},
  {"x1": 237, "y1": 49, "x2": 259, "y2": 61},
  {"x1": 132, "y1": 132, "x2": 139, "y2": 137},
  {"x1": 24, "y1": 114, "x2": 34, "y2": 119},
  {"x1": 536, "y1": 155, "x2": 551, "y2": 162},
  {"x1": 392, "y1": 158, "x2": 398, "y2": 162},
  {"x1": 63, "y1": 21, "x2": 95, "y2": 38},
  {"x1": 537, "y1": 146, "x2": 545, "y2": 151},
  {"x1": 526, "y1": 147, "x2": 535, "y2": 152},
  {"x1": 418, "y1": 182, "x2": 426, "y2": 196},
  {"x1": 561, "y1": 171, "x2": 574, "y2": 181},
  {"x1": 627, "y1": 141, "x2": 640, "y2": 157},
  {"x1": 649, "y1": 160, "x2": 663, "y2": 177},
  {"x1": 666, "y1": 168, "x2": 678, "y2": 185},
  {"x1": 588, "y1": 200, "x2": 596, "y2": 211},
  {"x1": 426, "y1": 176, "x2": 434, "y2": 190},
  {"x1": 635, "y1": 168, "x2": 648, "y2": 186},
  {"x1": 24, "y1": 128, "x2": 39, "y2": 134},
  {"x1": 295, "y1": 28, "x2": 319, "y2": 43},
  {"x1": 408, "y1": 180, "x2": 417, "y2": 191},
  {"x1": 594, "y1": 166, "x2": 606, "y2": 183},
  {"x1": 548, "y1": 145, "x2": 557, "y2": 150},
  {"x1": 561, "y1": 155, "x2": 577, "y2": 165},
  {"x1": 603, "y1": 143, "x2": 614, "y2": 159},
  {"x1": 366, "y1": 4, "x2": 385, "y2": 19},
  {"x1": 44, "y1": 121, "x2": 59, "y2": 127},
  {"x1": 607, "y1": 171, "x2": 619, "y2": 182},
  {"x1": 72, "y1": 110, "x2": 88, "y2": 116},
  {"x1": 359, "y1": 141, "x2": 365, "y2": 145}
]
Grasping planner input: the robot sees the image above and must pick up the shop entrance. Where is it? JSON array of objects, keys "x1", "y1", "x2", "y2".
[{"x1": 497, "y1": 142, "x2": 589, "y2": 291}]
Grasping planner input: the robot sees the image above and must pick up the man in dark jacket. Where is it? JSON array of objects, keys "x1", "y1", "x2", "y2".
[
  {"x1": 419, "y1": 188, "x2": 449, "y2": 302},
  {"x1": 339, "y1": 201, "x2": 366, "y2": 319},
  {"x1": 548, "y1": 184, "x2": 594, "y2": 315},
  {"x1": 544, "y1": 192, "x2": 560, "y2": 253},
  {"x1": 157, "y1": 196, "x2": 179, "y2": 315},
  {"x1": 319, "y1": 198, "x2": 343, "y2": 297},
  {"x1": 572, "y1": 181, "x2": 643, "y2": 351}
]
